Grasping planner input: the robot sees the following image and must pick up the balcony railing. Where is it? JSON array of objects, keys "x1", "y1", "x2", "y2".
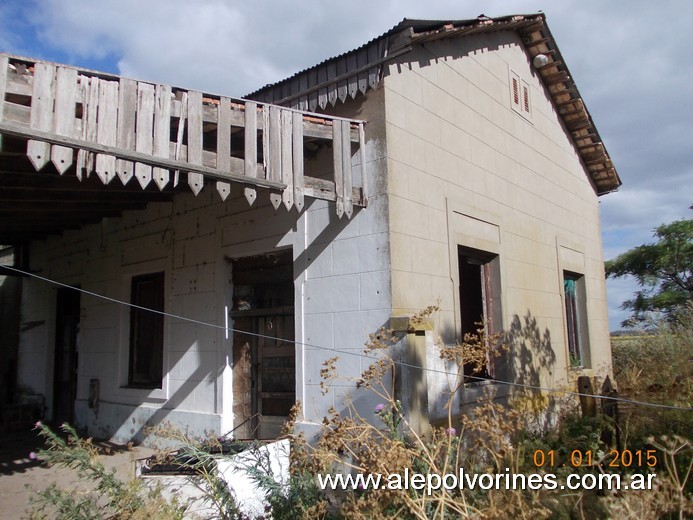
[{"x1": 0, "y1": 54, "x2": 367, "y2": 218}]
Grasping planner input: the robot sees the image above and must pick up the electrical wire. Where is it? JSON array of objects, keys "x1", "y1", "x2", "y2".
[{"x1": 3, "y1": 264, "x2": 691, "y2": 412}]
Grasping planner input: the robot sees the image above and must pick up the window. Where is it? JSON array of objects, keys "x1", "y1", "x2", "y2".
[
  {"x1": 563, "y1": 272, "x2": 589, "y2": 368},
  {"x1": 128, "y1": 272, "x2": 164, "y2": 388},
  {"x1": 458, "y1": 246, "x2": 502, "y2": 381},
  {"x1": 230, "y1": 251, "x2": 294, "y2": 439}
]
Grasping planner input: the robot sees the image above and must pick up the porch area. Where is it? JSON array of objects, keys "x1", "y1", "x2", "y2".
[{"x1": 0, "y1": 53, "x2": 368, "y2": 245}]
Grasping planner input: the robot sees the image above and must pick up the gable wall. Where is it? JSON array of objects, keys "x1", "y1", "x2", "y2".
[{"x1": 382, "y1": 31, "x2": 611, "y2": 393}]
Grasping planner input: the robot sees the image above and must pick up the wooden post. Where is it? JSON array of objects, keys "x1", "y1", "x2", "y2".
[
  {"x1": 243, "y1": 101, "x2": 258, "y2": 205},
  {"x1": 577, "y1": 376, "x2": 596, "y2": 417},
  {"x1": 600, "y1": 375, "x2": 621, "y2": 450}
]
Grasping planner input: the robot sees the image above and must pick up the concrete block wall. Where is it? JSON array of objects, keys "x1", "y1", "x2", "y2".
[
  {"x1": 382, "y1": 31, "x2": 612, "y2": 394},
  {"x1": 16, "y1": 90, "x2": 392, "y2": 442}
]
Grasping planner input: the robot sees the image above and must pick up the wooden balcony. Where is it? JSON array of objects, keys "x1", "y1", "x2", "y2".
[{"x1": 0, "y1": 54, "x2": 368, "y2": 243}]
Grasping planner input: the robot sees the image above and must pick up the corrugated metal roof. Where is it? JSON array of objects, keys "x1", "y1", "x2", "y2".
[{"x1": 247, "y1": 13, "x2": 620, "y2": 193}]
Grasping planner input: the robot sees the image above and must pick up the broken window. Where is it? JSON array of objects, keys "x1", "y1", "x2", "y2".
[
  {"x1": 564, "y1": 272, "x2": 589, "y2": 368},
  {"x1": 230, "y1": 250, "x2": 295, "y2": 439},
  {"x1": 128, "y1": 272, "x2": 164, "y2": 388},
  {"x1": 457, "y1": 246, "x2": 501, "y2": 381}
]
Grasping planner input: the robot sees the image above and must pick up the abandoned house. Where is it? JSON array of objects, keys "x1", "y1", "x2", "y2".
[{"x1": 0, "y1": 13, "x2": 620, "y2": 442}]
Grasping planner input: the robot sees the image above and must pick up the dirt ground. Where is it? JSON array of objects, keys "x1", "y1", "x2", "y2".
[{"x1": 0, "y1": 428, "x2": 156, "y2": 519}]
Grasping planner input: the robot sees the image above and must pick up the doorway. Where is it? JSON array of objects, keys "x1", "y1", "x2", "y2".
[
  {"x1": 230, "y1": 250, "x2": 295, "y2": 439},
  {"x1": 53, "y1": 287, "x2": 80, "y2": 425}
]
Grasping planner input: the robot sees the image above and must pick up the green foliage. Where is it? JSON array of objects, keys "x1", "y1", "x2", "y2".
[
  {"x1": 611, "y1": 305, "x2": 693, "y2": 447},
  {"x1": 27, "y1": 423, "x2": 187, "y2": 520},
  {"x1": 606, "y1": 218, "x2": 692, "y2": 326}
]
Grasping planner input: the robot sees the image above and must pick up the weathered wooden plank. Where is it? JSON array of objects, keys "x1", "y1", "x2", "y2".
[
  {"x1": 303, "y1": 119, "x2": 359, "y2": 141},
  {"x1": 367, "y1": 42, "x2": 381, "y2": 90},
  {"x1": 358, "y1": 123, "x2": 368, "y2": 207},
  {"x1": 356, "y1": 48, "x2": 369, "y2": 94},
  {"x1": 173, "y1": 90, "x2": 187, "y2": 187},
  {"x1": 153, "y1": 83, "x2": 171, "y2": 190},
  {"x1": 332, "y1": 120, "x2": 344, "y2": 218},
  {"x1": 341, "y1": 119, "x2": 353, "y2": 218},
  {"x1": 298, "y1": 74, "x2": 308, "y2": 111},
  {"x1": 27, "y1": 63, "x2": 55, "y2": 171},
  {"x1": 116, "y1": 78, "x2": 137, "y2": 185},
  {"x1": 268, "y1": 105, "x2": 282, "y2": 209},
  {"x1": 216, "y1": 96, "x2": 232, "y2": 200},
  {"x1": 292, "y1": 111, "x2": 304, "y2": 211},
  {"x1": 307, "y1": 69, "x2": 318, "y2": 112},
  {"x1": 0, "y1": 121, "x2": 286, "y2": 190},
  {"x1": 302, "y1": 176, "x2": 359, "y2": 202},
  {"x1": 135, "y1": 82, "x2": 154, "y2": 188},
  {"x1": 244, "y1": 101, "x2": 257, "y2": 205},
  {"x1": 281, "y1": 109, "x2": 293, "y2": 210},
  {"x1": 337, "y1": 57, "x2": 348, "y2": 103},
  {"x1": 327, "y1": 61, "x2": 338, "y2": 107},
  {"x1": 347, "y1": 53, "x2": 358, "y2": 99},
  {"x1": 0, "y1": 56, "x2": 9, "y2": 150},
  {"x1": 95, "y1": 80, "x2": 119, "y2": 184},
  {"x1": 187, "y1": 90, "x2": 204, "y2": 195},
  {"x1": 51, "y1": 67, "x2": 78, "y2": 173},
  {"x1": 317, "y1": 66, "x2": 328, "y2": 110},
  {"x1": 76, "y1": 76, "x2": 99, "y2": 179}
]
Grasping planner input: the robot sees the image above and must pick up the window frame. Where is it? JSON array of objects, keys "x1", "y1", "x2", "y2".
[
  {"x1": 457, "y1": 245, "x2": 503, "y2": 381},
  {"x1": 563, "y1": 271, "x2": 590, "y2": 369},
  {"x1": 127, "y1": 272, "x2": 165, "y2": 389}
]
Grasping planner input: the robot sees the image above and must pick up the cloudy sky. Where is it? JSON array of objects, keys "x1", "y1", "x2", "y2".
[{"x1": 1, "y1": 0, "x2": 691, "y2": 329}]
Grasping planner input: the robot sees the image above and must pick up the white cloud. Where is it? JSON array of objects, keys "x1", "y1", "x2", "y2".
[{"x1": 6, "y1": 0, "x2": 692, "y2": 330}]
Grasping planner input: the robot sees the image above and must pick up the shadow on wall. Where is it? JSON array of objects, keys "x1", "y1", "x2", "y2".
[
  {"x1": 506, "y1": 312, "x2": 556, "y2": 389},
  {"x1": 504, "y1": 312, "x2": 557, "y2": 429}
]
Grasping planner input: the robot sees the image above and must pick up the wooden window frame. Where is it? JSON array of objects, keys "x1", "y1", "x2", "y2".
[
  {"x1": 563, "y1": 271, "x2": 590, "y2": 368},
  {"x1": 128, "y1": 272, "x2": 165, "y2": 388},
  {"x1": 457, "y1": 246, "x2": 502, "y2": 381}
]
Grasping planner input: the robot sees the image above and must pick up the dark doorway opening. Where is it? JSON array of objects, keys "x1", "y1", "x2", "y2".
[
  {"x1": 457, "y1": 246, "x2": 501, "y2": 380},
  {"x1": 53, "y1": 287, "x2": 80, "y2": 425}
]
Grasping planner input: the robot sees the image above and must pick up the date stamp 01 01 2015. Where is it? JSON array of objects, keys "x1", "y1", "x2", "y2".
[{"x1": 531, "y1": 448, "x2": 658, "y2": 469}]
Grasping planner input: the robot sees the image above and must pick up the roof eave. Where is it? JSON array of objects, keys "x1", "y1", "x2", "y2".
[{"x1": 248, "y1": 14, "x2": 621, "y2": 194}]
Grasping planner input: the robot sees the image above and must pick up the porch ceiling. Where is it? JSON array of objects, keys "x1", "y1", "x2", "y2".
[{"x1": 0, "y1": 133, "x2": 176, "y2": 244}]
